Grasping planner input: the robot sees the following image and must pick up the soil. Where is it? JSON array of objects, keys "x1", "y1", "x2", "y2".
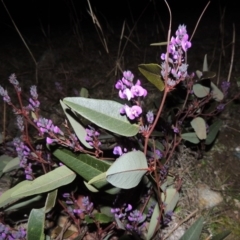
[{"x1": 0, "y1": 0, "x2": 240, "y2": 239}]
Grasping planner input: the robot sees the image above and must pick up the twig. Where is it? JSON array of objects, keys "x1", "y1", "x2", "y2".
[
  {"x1": 1, "y1": 0, "x2": 38, "y2": 84},
  {"x1": 87, "y1": 0, "x2": 109, "y2": 54},
  {"x1": 227, "y1": 23, "x2": 235, "y2": 82},
  {"x1": 3, "y1": 100, "x2": 6, "y2": 143},
  {"x1": 190, "y1": 1, "x2": 211, "y2": 41},
  {"x1": 163, "y1": 209, "x2": 199, "y2": 240}
]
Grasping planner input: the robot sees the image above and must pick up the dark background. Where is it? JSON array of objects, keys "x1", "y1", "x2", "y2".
[{"x1": 0, "y1": 0, "x2": 238, "y2": 35}]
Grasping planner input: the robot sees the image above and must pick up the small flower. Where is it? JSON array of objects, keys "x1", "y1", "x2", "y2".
[
  {"x1": 163, "y1": 210, "x2": 173, "y2": 225},
  {"x1": 119, "y1": 88, "x2": 133, "y2": 100},
  {"x1": 9, "y1": 73, "x2": 19, "y2": 86},
  {"x1": 16, "y1": 115, "x2": 24, "y2": 132},
  {"x1": 46, "y1": 137, "x2": 56, "y2": 144},
  {"x1": 131, "y1": 84, "x2": 147, "y2": 98},
  {"x1": 172, "y1": 125, "x2": 179, "y2": 133},
  {"x1": 217, "y1": 103, "x2": 225, "y2": 111},
  {"x1": 30, "y1": 85, "x2": 38, "y2": 99},
  {"x1": 221, "y1": 81, "x2": 230, "y2": 95},
  {"x1": 125, "y1": 204, "x2": 132, "y2": 212},
  {"x1": 0, "y1": 86, "x2": 11, "y2": 103},
  {"x1": 122, "y1": 105, "x2": 142, "y2": 120},
  {"x1": 113, "y1": 146, "x2": 123, "y2": 156},
  {"x1": 123, "y1": 70, "x2": 134, "y2": 82},
  {"x1": 63, "y1": 193, "x2": 70, "y2": 198},
  {"x1": 146, "y1": 111, "x2": 154, "y2": 124},
  {"x1": 155, "y1": 149, "x2": 163, "y2": 159},
  {"x1": 128, "y1": 210, "x2": 144, "y2": 223},
  {"x1": 115, "y1": 80, "x2": 124, "y2": 90}
]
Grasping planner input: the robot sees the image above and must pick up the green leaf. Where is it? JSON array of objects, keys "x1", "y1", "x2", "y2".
[
  {"x1": 150, "y1": 41, "x2": 168, "y2": 46},
  {"x1": 27, "y1": 208, "x2": 45, "y2": 240},
  {"x1": 147, "y1": 203, "x2": 160, "y2": 240},
  {"x1": 80, "y1": 87, "x2": 89, "y2": 98},
  {"x1": 53, "y1": 148, "x2": 111, "y2": 188},
  {"x1": 2, "y1": 157, "x2": 20, "y2": 173},
  {"x1": 162, "y1": 188, "x2": 180, "y2": 212},
  {"x1": 0, "y1": 180, "x2": 30, "y2": 208},
  {"x1": 104, "y1": 186, "x2": 121, "y2": 195},
  {"x1": 181, "y1": 132, "x2": 200, "y2": 144},
  {"x1": 201, "y1": 71, "x2": 216, "y2": 80},
  {"x1": 211, "y1": 82, "x2": 224, "y2": 102},
  {"x1": 83, "y1": 181, "x2": 99, "y2": 192},
  {"x1": 138, "y1": 63, "x2": 165, "y2": 91},
  {"x1": 190, "y1": 117, "x2": 206, "y2": 140},
  {"x1": 45, "y1": 190, "x2": 58, "y2": 213},
  {"x1": 195, "y1": 70, "x2": 202, "y2": 79},
  {"x1": 12, "y1": 166, "x2": 76, "y2": 199},
  {"x1": 205, "y1": 120, "x2": 222, "y2": 145},
  {"x1": 60, "y1": 100, "x2": 93, "y2": 149},
  {"x1": 94, "y1": 213, "x2": 113, "y2": 223},
  {"x1": 211, "y1": 230, "x2": 231, "y2": 240},
  {"x1": 193, "y1": 83, "x2": 210, "y2": 98},
  {"x1": 63, "y1": 97, "x2": 139, "y2": 137},
  {"x1": 88, "y1": 172, "x2": 107, "y2": 185},
  {"x1": 5, "y1": 195, "x2": 43, "y2": 212},
  {"x1": 0, "y1": 155, "x2": 13, "y2": 177},
  {"x1": 106, "y1": 151, "x2": 148, "y2": 189},
  {"x1": 179, "y1": 216, "x2": 204, "y2": 240},
  {"x1": 203, "y1": 54, "x2": 208, "y2": 71},
  {"x1": 85, "y1": 212, "x2": 113, "y2": 224}
]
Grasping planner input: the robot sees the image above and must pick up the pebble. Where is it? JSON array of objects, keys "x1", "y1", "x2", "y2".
[{"x1": 197, "y1": 184, "x2": 223, "y2": 209}]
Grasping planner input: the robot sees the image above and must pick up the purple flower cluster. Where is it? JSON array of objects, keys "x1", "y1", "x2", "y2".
[
  {"x1": 111, "y1": 203, "x2": 132, "y2": 219},
  {"x1": 163, "y1": 210, "x2": 173, "y2": 226},
  {"x1": 85, "y1": 126, "x2": 101, "y2": 147},
  {"x1": 16, "y1": 115, "x2": 24, "y2": 132},
  {"x1": 115, "y1": 71, "x2": 147, "y2": 120},
  {"x1": 35, "y1": 117, "x2": 64, "y2": 144},
  {"x1": 27, "y1": 85, "x2": 40, "y2": 111},
  {"x1": 13, "y1": 137, "x2": 33, "y2": 180},
  {"x1": 9, "y1": 74, "x2": 21, "y2": 92},
  {"x1": 161, "y1": 25, "x2": 191, "y2": 87},
  {"x1": 111, "y1": 204, "x2": 146, "y2": 235},
  {"x1": 0, "y1": 86, "x2": 11, "y2": 103},
  {"x1": 0, "y1": 223, "x2": 26, "y2": 240},
  {"x1": 146, "y1": 204, "x2": 156, "y2": 219},
  {"x1": 63, "y1": 194, "x2": 93, "y2": 215},
  {"x1": 221, "y1": 81, "x2": 230, "y2": 96},
  {"x1": 113, "y1": 146, "x2": 128, "y2": 156},
  {"x1": 159, "y1": 164, "x2": 169, "y2": 181}
]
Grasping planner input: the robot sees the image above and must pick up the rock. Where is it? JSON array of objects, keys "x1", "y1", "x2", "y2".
[{"x1": 197, "y1": 183, "x2": 223, "y2": 209}]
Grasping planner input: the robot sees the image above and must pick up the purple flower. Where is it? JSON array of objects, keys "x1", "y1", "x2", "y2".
[
  {"x1": 119, "y1": 88, "x2": 133, "y2": 100},
  {"x1": 9, "y1": 73, "x2": 19, "y2": 86},
  {"x1": 46, "y1": 137, "x2": 56, "y2": 144},
  {"x1": 63, "y1": 193, "x2": 70, "y2": 198},
  {"x1": 128, "y1": 210, "x2": 144, "y2": 223},
  {"x1": 123, "y1": 70, "x2": 134, "y2": 82},
  {"x1": 221, "y1": 81, "x2": 230, "y2": 95},
  {"x1": 155, "y1": 149, "x2": 163, "y2": 159},
  {"x1": 16, "y1": 115, "x2": 24, "y2": 132},
  {"x1": 146, "y1": 111, "x2": 154, "y2": 124},
  {"x1": 217, "y1": 103, "x2": 225, "y2": 111},
  {"x1": 0, "y1": 86, "x2": 11, "y2": 103},
  {"x1": 30, "y1": 85, "x2": 38, "y2": 99},
  {"x1": 131, "y1": 84, "x2": 147, "y2": 98},
  {"x1": 125, "y1": 204, "x2": 132, "y2": 212},
  {"x1": 172, "y1": 125, "x2": 179, "y2": 133},
  {"x1": 113, "y1": 146, "x2": 123, "y2": 156},
  {"x1": 121, "y1": 105, "x2": 142, "y2": 120},
  {"x1": 115, "y1": 80, "x2": 124, "y2": 90}
]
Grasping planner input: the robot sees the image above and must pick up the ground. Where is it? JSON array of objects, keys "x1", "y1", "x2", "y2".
[{"x1": 0, "y1": 1, "x2": 240, "y2": 239}]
